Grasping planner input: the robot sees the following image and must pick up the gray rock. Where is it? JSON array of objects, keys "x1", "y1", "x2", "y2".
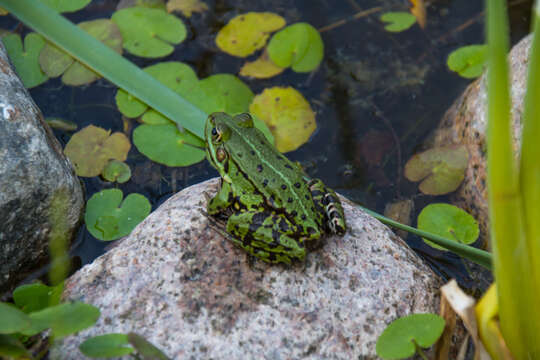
[
  {"x1": 54, "y1": 178, "x2": 444, "y2": 359},
  {"x1": 0, "y1": 41, "x2": 84, "y2": 294}
]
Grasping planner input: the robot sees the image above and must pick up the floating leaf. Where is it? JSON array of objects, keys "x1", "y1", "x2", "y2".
[
  {"x1": 13, "y1": 283, "x2": 56, "y2": 313},
  {"x1": 417, "y1": 203, "x2": 479, "y2": 250},
  {"x1": 64, "y1": 125, "x2": 131, "y2": 177},
  {"x1": 376, "y1": 313, "x2": 445, "y2": 359},
  {"x1": 40, "y1": 19, "x2": 123, "y2": 85},
  {"x1": 127, "y1": 332, "x2": 170, "y2": 360},
  {"x1": 80, "y1": 333, "x2": 134, "y2": 357},
  {"x1": 2, "y1": 33, "x2": 48, "y2": 88},
  {"x1": 40, "y1": 0, "x2": 91, "y2": 12},
  {"x1": 267, "y1": 22, "x2": 323, "y2": 72},
  {"x1": 85, "y1": 189, "x2": 151, "y2": 241},
  {"x1": 112, "y1": 7, "x2": 187, "y2": 58},
  {"x1": 24, "y1": 302, "x2": 100, "y2": 339},
  {"x1": 380, "y1": 12, "x2": 417, "y2": 32},
  {"x1": 447, "y1": 44, "x2": 487, "y2": 79},
  {"x1": 249, "y1": 86, "x2": 315, "y2": 152},
  {"x1": 404, "y1": 145, "x2": 468, "y2": 195},
  {"x1": 0, "y1": 303, "x2": 32, "y2": 334},
  {"x1": 0, "y1": 334, "x2": 29, "y2": 358},
  {"x1": 46, "y1": 117, "x2": 78, "y2": 131},
  {"x1": 166, "y1": 0, "x2": 208, "y2": 17},
  {"x1": 102, "y1": 160, "x2": 132, "y2": 183},
  {"x1": 133, "y1": 124, "x2": 205, "y2": 166},
  {"x1": 216, "y1": 12, "x2": 285, "y2": 57},
  {"x1": 240, "y1": 50, "x2": 285, "y2": 79},
  {"x1": 196, "y1": 74, "x2": 254, "y2": 114}
]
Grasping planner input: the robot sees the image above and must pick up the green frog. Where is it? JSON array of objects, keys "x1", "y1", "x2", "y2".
[{"x1": 205, "y1": 112, "x2": 346, "y2": 264}]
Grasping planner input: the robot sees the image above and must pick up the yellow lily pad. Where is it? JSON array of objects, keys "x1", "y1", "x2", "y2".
[
  {"x1": 64, "y1": 125, "x2": 131, "y2": 177},
  {"x1": 216, "y1": 12, "x2": 285, "y2": 58},
  {"x1": 249, "y1": 86, "x2": 315, "y2": 153},
  {"x1": 239, "y1": 50, "x2": 285, "y2": 79},
  {"x1": 166, "y1": 0, "x2": 208, "y2": 17}
]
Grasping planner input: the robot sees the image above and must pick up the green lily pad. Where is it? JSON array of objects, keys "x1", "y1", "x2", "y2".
[
  {"x1": 64, "y1": 125, "x2": 131, "y2": 177},
  {"x1": 447, "y1": 44, "x2": 487, "y2": 79},
  {"x1": 0, "y1": 303, "x2": 32, "y2": 334},
  {"x1": 24, "y1": 302, "x2": 100, "y2": 339},
  {"x1": 116, "y1": 61, "x2": 199, "y2": 122},
  {"x1": 13, "y1": 283, "x2": 60, "y2": 313},
  {"x1": 417, "y1": 203, "x2": 479, "y2": 250},
  {"x1": 0, "y1": 334, "x2": 29, "y2": 357},
  {"x1": 167, "y1": 0, "x2": 208, "y2": 17},
  {"x1": 404, "y1": 145, "x2": 468, "y2": 195},
  {"x1": 195, "y1": 74, "x2": 254, "y2": 114},
  {"x1": 40, "y1": 0, "x2": 91, "y2": 12},
  {"x1": 267, "y1": 22, "x2": 323, "y2": 73},
  {"x1": 85, "y1": 189, "x2": 151, "y2": 241},
  {"x1": 376, "y1": 313, "x2": 445, "y2": 359},
  {"x1": 2, "y1": 33, "x2": 48, "y2": 88},
  {"x1": 249, "y1": 86, "x2": 315, "y2": 152},
  {"x1": 133, "y1": 124, "x2": 205, "y2": 166},
  {"x1": 127, "y1": 333, "x2": 170, "y2": 360},
  {"x1": 39, "y1": 19, "x2": 123, "y2": 85},
  {"x1": 116, "y1": 0, "x2": 166, "y2": 10},
  {"x1": 112, "y1": 7, "x2": 187, "y2": 58},
  {"x1": 380, "y1": 12, "x2": 417, "y2": 32},
  {"x1": 216, "y1": 12, "x2": 285, "y2": 57},
  {"x1": 45, "y1": 117, "x2": 78, "y2": 131},
  {"x1": 80, "y1": 333, "x2": 134, "y2": 357},
  {"x1": 102, "y1": 160, "x2": 132, "y2": 183}
]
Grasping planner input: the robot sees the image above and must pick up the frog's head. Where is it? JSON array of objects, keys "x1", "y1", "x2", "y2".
[{"x1": 205, "y1": 112, "x2": 233, "y2": 178}]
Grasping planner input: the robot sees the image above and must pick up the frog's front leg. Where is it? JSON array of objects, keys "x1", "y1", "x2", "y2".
[
  {"x1": 226, "y1": 210, "x2": 306, "y2": 264},
  {"x1": 207, "y1": 179, "x2": 234, "y2": 215},
  {"x1": 307, "y1": 179, "x2": 346, "y2": 235}
]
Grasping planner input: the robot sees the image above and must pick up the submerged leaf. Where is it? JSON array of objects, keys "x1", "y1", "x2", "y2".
[
  {"x1": 64, "y1": 125, "x2": 131, "y2": 177},
  {"x1": 102, "y1": 160, "x2": 132, "y2": 183},
  {"x1": 380, "y1": 12, "x2": 417, "y2": 32},
  {"x1": 167, "y1": 0, "x2": 208, "y2": 17},
  {"x1": 2, "y1": 33, "x2": 48, "y2": 88},
  {"x1": 404, "y1": 145, "x2": 468, "y2": 195},
  {"x1": 45, "y1": 117, "x2": 78, "y2": 131},
  {"x1": 249, "y1": 86, "x2": 315, "y2": 152},
  {"x1": 216, "y1": 12, "x2": 285, "y2": 57},
  {"x1": 447, "y1": 44, "x2": 487, "y2": 79}
]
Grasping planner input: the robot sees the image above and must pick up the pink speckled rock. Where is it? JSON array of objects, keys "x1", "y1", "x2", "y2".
[{"x1": 53, "y1": 178, "x2": 445, "y2": 359}]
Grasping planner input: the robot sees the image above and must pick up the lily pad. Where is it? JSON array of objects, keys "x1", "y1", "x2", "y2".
[
  {"x1": 249, "y1": 86, "x2": 315, "y2": 152},
  {"x1": 85, "y1": 189, "x2": 151, "y2": 241},
  {"x1": 133, "y1": 124, "x2": 205, "y2": 166},
  {"x1": 80, "y1": 334, "x2": 134, "y2": 358},
  {"x1": 267, "y1": 22, "x2": 323, "y2": 73},
  {"x1": 40, "y1": 19, "x2": 123, "y2": 85},
  {"x1": 13, "y1": 283, "x2": 60, "y2": 313},
  {"x1": 376, "y1": 313, "x2": 445, "y2": 359},
  {"x1": 216, "y1": 12, "x2": 285, "y2": 57},
  {"x1": 404, "y1": 145, "x2": 468, "y2": 195},
  {"x1": 167, "y1": 0, "x2": 208, "y2": 17},
  {"x1": 40, "y1": 0, "x2": 91, "y2": 12},
  {"x1": 112, "y1": 7, "x2": 187, "y2": 58},
  {"x1": 64, "y1": 125, "x2": 131, "y2": 177},
  {"x1": 102, "y1": 160, "x2": 132, "y2": 183},
  {"x1": 417, "y1": 203, "x2": 479, "y2": 250},
  {"x1": 2, "y1": 33, "x2": 48, "y2": 88},
  {"x1": 447, "y1": 44, "x2": 487, "y2": 79},
  {"x1": 380, "y1": 12, "x2": 417, "y2": 32},
  {"x1": 196, "y1": 74, "x2": 254, "y2": 114},
  {"x1": 240, "y1": 49, "x2": 285, "y2": 79}
]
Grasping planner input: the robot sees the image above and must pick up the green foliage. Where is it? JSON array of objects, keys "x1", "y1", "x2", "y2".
[
  {"x1": 127, "y1": 332, "x2": 171, "y2": 360},
  {"x1": 0, "y1": 303, "x2": 32, "y2": 334},
  {"x1": 40, "y1": 0, "x2": 90, "y2": 13},
  {"x1": 111, "y1": 7, "x2": 186, "y2": 58},
  {"x1": 79, "y1": 333, "x2": 134, "y2": 357},
  {"x1": 196, "y1": 74, "x2": 254, "y2": 114},
  {"x1": 417, "y1": 203, "x2": 479, "y2": 250},
  {"x1": 447, "y1": 44, "x2": 487, "y2": 79},
  {"x1": 376, "y1": 313, "x2": 445, "y2": 359},
  {"x1": 267, "y1": 23, "x2": 323, "y2": 72},
  {"x1": 2, "y1": 33, "x2": 48, "y2": 88},
  {"x1": 380, "y1": 12, "x2": 417, "y2": 33},
  {"x1": 102, "y1": 160, "x2": 132, "y2": 183},
  {"x1": 0, "y1": 334, "x2": 29, "y2": 358},
  {"x1": 85, "y1": 189, "x2": 151, "y2": 241},
  {"x1": 13, "y1": 283, "x2": 61, "y2": 313}
]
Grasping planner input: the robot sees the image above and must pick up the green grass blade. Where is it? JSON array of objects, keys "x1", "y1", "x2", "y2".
[{"x1": 0, "y1": 0, "x2": 207, "y2": 138}]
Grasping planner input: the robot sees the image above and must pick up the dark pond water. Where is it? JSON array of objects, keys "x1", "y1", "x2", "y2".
[{"x1": 1, "y1": 0, "x2": 533, "y2": 291}]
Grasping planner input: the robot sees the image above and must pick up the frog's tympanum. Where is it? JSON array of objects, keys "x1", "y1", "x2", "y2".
[{"x1": 204, "y1": 112, "x2": 346, "y2": 264}]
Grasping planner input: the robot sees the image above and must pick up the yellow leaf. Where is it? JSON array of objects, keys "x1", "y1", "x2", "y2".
[
  {"x1": 249, "y1": 87, "x2": 316, "y2": 153},
  {"x1": 216, "y1": 12, "x2": 286, "y2": 58},
  {"x1": 0, "y1": 7, "x2": 8, "y2": 15},
  {"x1": 409, "y1": 0, "x2": 426, "y2": 29},
  {"x1": 166, "y1": 0, "x2": 208, "y2": 17},
  {"x1": 239, "y1": 50, "x2": 285, "y2": 79}
]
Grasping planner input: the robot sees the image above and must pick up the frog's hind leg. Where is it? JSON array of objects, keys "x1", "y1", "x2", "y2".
[{"x1": 307, "y1": 179, "x2": 347, "y2": 235}]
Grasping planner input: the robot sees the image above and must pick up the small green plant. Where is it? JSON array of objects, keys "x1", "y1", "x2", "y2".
[
  {"x1": 380, "y1": 12, "x2": 417, "y2": 33},
  {"x1": 447, "y1": 44, "x2": 487, "y2": 79}
]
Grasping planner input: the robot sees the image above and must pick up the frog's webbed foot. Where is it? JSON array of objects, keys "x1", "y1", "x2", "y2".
[{"x1": 307, "y1": 178, "x2": 347, "y2": 235}]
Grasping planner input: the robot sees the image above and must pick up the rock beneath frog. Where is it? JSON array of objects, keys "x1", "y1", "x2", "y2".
[
  {"x1": 53, "y1": 178, "x2": 451, "y2": 359},
  {"x1": 0, "y1": 41, "x2": 84, "y2": 294},
  {"x1": 430, "y1": 34, "x2": 529, "y2": 247}
]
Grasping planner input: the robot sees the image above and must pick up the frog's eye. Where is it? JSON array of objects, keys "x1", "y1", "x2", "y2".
[{"x1": 211, "y1": 127, "x2": 221, "y2": 142}]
